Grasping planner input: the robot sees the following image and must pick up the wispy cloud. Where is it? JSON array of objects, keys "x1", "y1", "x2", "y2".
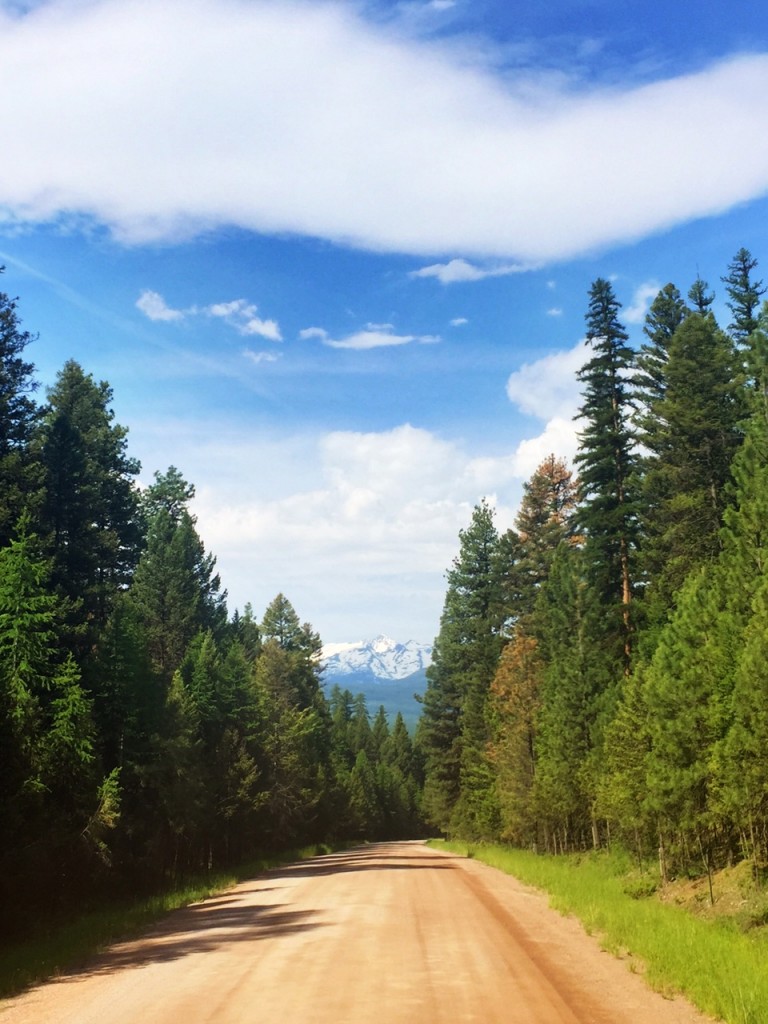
[
  {"x1": 450, "y1": 317, "x2": 468, "y2": 326},
  {"x1": 206, "y1": 299, "x2": 282, "y2": 341},
  {"x1": 547, "y1": 307, "x2": 563, "y2": 317},
  {"x1": 410, "y1": 259, "x2": 531, "y2": 284},
  {"x1": 243, "y1": 348, "x2": 280, "y2": 365},
  {"x1": 2, "y1": 1, "x2": 767, "y2": 260},
  {"x1": 298, "y1": 327, "x2": 328, "y2": 341},
  {"x1": 136, "y1": 290, "x2": 282, "y2": 340},
  {"x1": 300, "y1": 324, "x2": 440, "y2": 350},
  {"x1": 624, "y1": 281, "x2": 660, "y2": 324}
]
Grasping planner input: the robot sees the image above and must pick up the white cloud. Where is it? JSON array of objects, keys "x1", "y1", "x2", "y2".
[
  {"x1": 506, "y1": 339, "x2": 588, "y2": 420},
  {"x1": 206, "y1": 299, "x2": 282, "y2": 340},
  {"x1": 450, "y1": 317, "x2": 468, "y2": 326},
  {"x1": 624, "y1": 281, "x2": 660, "y2": 324},
  {"x1": 208, "y1": 300, "x2": 246, "y2": 319},
  {"x1": 307, "y1": 324, "x2": 440, "y2": 350},
  {"x1": 136, "y1": 289, "x2": 185, "y2": 322},
  {"x1": 299, "y1": 327, "x2": 328, "y2": 341},
  {"x1": 546, "y1": 307, "x2": 563, "y2": 317},
  {"x1": 410, "y1": 259, "x2": 531, "y2": 284},
  {"x1": 511, "y1": 416, "x2": 583, "y2": 479},
  {"x1": 503, "y1": 340, "x2": 590, "y2": 478},
  {"x1": 135, "y1": 290, "x2": 282, "y2": 339},
  {"x1": 2, "y1": 1, "x2": 768, "y2": 259},
  {"x1": 243, "y1": 348, "x2": 280, "y2": 365},
  {"x1": 242, "y1": 317, "x2": 281, "y2": 341},
  {"x1": 128, "y1": 420, "x2": 523, "y2": 641}
]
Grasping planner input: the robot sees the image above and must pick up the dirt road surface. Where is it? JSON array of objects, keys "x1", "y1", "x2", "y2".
[{"x1": 1, "y1": 841, "x2": 716, "y2": 1024}]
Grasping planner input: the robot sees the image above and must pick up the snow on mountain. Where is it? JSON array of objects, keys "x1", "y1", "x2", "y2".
[{"x1": 321, "y1": 635, "x2": 432, "y2": 681}]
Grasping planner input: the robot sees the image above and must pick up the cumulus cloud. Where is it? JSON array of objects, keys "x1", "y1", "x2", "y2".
[
  {"x1": 511, "y1": 416, "x2": 582, "y2": 479},
  {"x1": 503, "y1": 340, "x2": 590, "y2": 479},
  {"x1": 303, "y1": 324, "x2": 440, "y2": 349},
  {"x1": 131, "y1": 421, "x2": 523, "y2": 641},
  {"x1": 410, "y1": 259, "x2": 531, "y2": 284},
  {"x1": 2, "y1": 1, "x2": 768, "y2": 259},
  {"x1": 506, "y1": 339, "x2": 588, "y2": 420},
  {"x1": 136, "y1": 289, "x2": 185, "y2": 322}
]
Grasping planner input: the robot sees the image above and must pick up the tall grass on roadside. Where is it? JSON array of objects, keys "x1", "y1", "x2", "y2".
[
  {"x1": 432, "y1": 841, "x2": 768, "y2": 1024},
  {"x1": 0, "y1": 843, "x2": 340, "y2": 1000}
]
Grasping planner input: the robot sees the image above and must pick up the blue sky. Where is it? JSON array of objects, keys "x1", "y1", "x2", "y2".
[{"x1": 1, "y1": 0, "x2": 768, "y2": 644}]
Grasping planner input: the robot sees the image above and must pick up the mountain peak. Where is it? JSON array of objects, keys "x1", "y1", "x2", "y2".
[
  {"x1": 321, "y1": 636, "x2": 432, "y2": 681},
  {"x1": 371, "y1": 634, "x2": 396, "y2": 654}
]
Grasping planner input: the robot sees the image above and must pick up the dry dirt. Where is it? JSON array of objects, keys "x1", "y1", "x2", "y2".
[{"x1": 0, "y1": 841, "x2": 718, "y2": 1024}]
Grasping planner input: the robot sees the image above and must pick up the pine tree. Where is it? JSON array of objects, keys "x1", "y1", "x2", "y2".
[
  {"x1": 505, "y1": 454, "x2": 578, "y2": 629},
  {"x1": 532, "y1": 541, "x2": 612, "y2": 851},
  {"x1": 419, "y1": 500, "x2": 504, "y2": 836},
  {"x1": 639, "y1": 312, "x2": 745, "y2": 623},
  {"x1": 488, "y1": 632, "x2": 543, "y2": 845},
  {"x1": 722, "y1": 247, "x2": 765, "y2": 344},
  {"x1": 261, "y1": 593, "x2": 324, "y2": 709},
  {"x1": 39, "y1": 361, "x2": 142, "y2": 656},
  {"x1": 128, "y1": 470, "x2": 226, "y2": 684},
  {"x1": 575, "y1": 279, "x2": 639, "y2": 670},
  {"x1": 642, "y1": 564, "x2": 738, "y2": 882},
  {"x1": 687, "y1": 274, "x2": 715, "y2": 315},
  {"x1": 596, "y1": 665, "x2": 653, "y2": 859},
  {"x1": 0, "y1": 521, "x2": 101, "y2": 925},
  {"x1": 634, "y1": 283, "x2": 688, "y2": 442},
  {"x1": 722, "y1": 248, "x2": 766, "y2": 387}
]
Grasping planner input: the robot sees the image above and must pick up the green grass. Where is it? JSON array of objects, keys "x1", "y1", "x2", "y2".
[
  {"x1": 0, "y1": 843, "x2": 341, "y2": 1000},
  {"x1": 431, "y1": 840, "x2": 768, "y2": 1024}
]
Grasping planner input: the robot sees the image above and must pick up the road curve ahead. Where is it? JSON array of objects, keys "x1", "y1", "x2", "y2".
[{"x1": 1, "y1": 841, "x2": 714, "y2": 1024}]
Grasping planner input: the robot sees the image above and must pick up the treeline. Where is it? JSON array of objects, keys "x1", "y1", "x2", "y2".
[
  {"x1": 0, "y1": 270, "x2": 423, "y2": 937},
  {"x1": 419, "y1": 248, "x2": 768, "y2": 883}
]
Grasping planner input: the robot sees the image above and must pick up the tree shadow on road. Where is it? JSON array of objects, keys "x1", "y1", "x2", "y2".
[
  {"x1": 267, "y1": 842, "x2": 457, "y2": 879},
  {"x1": 54, "y1": 901, "x2": 320, "y2": 983}
]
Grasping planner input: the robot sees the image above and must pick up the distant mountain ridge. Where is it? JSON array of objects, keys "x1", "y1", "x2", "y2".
[{"x1": 321, "y1": 635, "x2": 432, "y2": 681}]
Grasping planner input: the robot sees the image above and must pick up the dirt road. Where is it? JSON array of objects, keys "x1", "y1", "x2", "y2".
[{"x1": 1, "y1": 841, "x2": 715, "y2": 1024}]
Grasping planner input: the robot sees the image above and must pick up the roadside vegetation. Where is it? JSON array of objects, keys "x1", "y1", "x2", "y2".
[{"x1": 434, "y1": 841, "x2": 768, "y2": 1024}]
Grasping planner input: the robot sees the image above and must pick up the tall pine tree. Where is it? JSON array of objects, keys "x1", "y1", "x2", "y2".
[{"x1": 575, "y1": 279, "x2": 639, "y2": 671}]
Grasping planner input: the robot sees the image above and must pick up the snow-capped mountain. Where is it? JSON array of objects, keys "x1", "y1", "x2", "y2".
[{"x1": 321, "y1": 635, "x2": 432, "y2": 681}]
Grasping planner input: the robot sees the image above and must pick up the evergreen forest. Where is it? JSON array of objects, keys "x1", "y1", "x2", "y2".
[
  {"x1": 0, "y1": 267, "x2": 423, "y2": 937},
  {"x1": 419, "y1": 249, "x2": 768, "y2": 890}
]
